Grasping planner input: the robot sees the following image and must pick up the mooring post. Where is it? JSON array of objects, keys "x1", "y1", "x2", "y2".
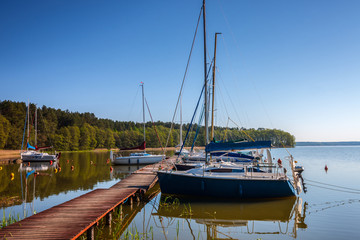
[
  {"x1": 106, "y1": 211, "x2": 112, "y2": 226},
  {"x1": 87, "y1": 226, "x2": 94, "y2": 240},
  {"x1": 120, "y1": 205, "x2": 123, "y2": 221}
]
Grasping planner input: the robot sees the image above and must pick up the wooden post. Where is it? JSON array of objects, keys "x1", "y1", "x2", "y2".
[
  {"x1": 87, "y1": 226, "x2": 94, "y2": 240},
  {"x1": 106, "y1": 212, "x2": 112, "y2": 226},
  {"x1": 120, "y1": 205, "x2": 123, "y2": 221}
]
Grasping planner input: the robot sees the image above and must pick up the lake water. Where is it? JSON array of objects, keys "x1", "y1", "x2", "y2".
[{"x1": 1, "y1": 147, "x2": 360, "y2": 239}]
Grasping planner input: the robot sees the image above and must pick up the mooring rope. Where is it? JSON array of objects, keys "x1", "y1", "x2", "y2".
[{"x1": 304, "y1": 178, "x2": 360, "y2": 192}]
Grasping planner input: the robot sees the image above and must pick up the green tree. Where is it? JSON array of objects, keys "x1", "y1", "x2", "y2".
[{"x1": 0, "y1": 114, "x2": 11, "y2": 148}]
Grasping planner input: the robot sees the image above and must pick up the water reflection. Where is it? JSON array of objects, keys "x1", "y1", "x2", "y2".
[
  {"x1": 1, "y1": 152, "x2": 121, "y2": 210},
  {"x1": 19, "y1": 161, "x2": 59, "y2": 217},
  {"x1": 153, "y1": 196, "x2": 307, "y2": 239}
]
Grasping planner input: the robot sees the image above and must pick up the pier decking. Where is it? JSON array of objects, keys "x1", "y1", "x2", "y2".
[{"x1": 0, "y1": 163, "x2": 162, "y2": 239}]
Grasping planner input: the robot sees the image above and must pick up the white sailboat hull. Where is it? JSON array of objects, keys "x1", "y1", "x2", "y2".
[
  {"x1": 21, "y1": 151, "x2": 58, "y2": 162},
  {"x1": 112, "y1": 154, "x2": 165, "y2": 165}
]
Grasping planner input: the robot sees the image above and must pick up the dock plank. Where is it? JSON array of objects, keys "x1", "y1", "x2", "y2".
[{"x1": 0, "y1": 162, "x2": 162, "y2": 240}]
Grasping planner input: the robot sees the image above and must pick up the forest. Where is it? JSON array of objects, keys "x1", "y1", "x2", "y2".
[{"x1": 0, "y1": 100, "x2": 295, "y2": 151}]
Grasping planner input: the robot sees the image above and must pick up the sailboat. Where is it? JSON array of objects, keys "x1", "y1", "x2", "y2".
[
  {"x1": 110, "y1": 83, "x2": 165, "y2": 165},
  {"x1": 21, "y1": 102, "x2": 60, "y2": 162},
  {"x1": 157, "y1": 0, "x2": 304, "y2": 199}
]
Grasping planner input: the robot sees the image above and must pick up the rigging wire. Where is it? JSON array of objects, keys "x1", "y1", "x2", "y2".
[
  {"x1": 304, "y1": 178, "x2": 360, "y2": 192},
  {"x1": 127, "y1": 85, "x2": 141, "y2": 120},
  {"x1": 163, "y1": 6, "x2": 203, "y2": 155},
  {"x1": 145, "y1": 97, "x2": 164, "y2": 151},
  {"x1": 216, "y1": 1, "x2": 277, "y2": 132},
  {"x1": 306, "y1": 183, "x2": 360, "y2": 195},
  {"x1": 228, "y1": 118, "x2": 255, "y2": 142}
]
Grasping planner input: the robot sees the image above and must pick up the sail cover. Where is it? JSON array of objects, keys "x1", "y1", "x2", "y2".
[
  {"x1": 120, "y1": 141, "x2": 146, "y2": 151},
  {"x1": 205, "y1": 140, "x2": 272, "y2": 152},
  {"x1": 27, "y1": 142, "x2": 36, "y2": 150}
]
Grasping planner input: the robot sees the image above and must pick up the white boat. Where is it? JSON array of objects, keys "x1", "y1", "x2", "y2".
[
  {"x1": 110, "y1": 83, "x2": 165, "y2": 165},
  {"x1": 21, "y1": 150, "x2": 59, "y2": 162},
  {"x1": 20, "y1": 102, "x2": 59, "y2": 162},
  {"x1": 110, "y1": 151, "x2": 164, "y2": 165}
]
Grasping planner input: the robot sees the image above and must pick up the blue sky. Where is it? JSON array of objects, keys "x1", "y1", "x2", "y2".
[{"x1": 1, "y1": 0, "x2": 360, "y2": 142}]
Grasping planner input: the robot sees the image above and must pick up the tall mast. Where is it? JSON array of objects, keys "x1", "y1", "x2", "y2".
[
  {"x1": 141, "y1": 82, "x2": 145, "y2": 148},
  {"x1": 211, "y1": 32, "x2": 221, "y2": 140},
  {"x1": 203, "y1": 0, "x2": 208, "y2": 146},
  {"x1": 35, "y1": 105, "x2": 37, "y2": 147},
  {"x1": 27, "y1": 100, "x2": 29, "y2": 150},
  {"x1": 180, "y1": 93, "x2": 183, "y2": 145}
]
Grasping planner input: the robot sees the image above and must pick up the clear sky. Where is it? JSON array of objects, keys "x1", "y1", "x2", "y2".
[{"x1": 1, "y1": 0, "x2": 360, "y2": 142}]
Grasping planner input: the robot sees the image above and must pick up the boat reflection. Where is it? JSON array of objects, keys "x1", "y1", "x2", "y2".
[
  {"x1": 19, "y1": 160, "x2": 59, "y2": 173},
  {"x1": 18, "y1": 160, "x2": 59, "y2": 218},
  {"x1": 154, "y1": 196, "x2": 307, "y2": 239},
  {"x1": 110, "y1": 164, "x2": 146, "y2": 179}
]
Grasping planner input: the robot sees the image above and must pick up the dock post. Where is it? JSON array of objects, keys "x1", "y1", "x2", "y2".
[
  {"x1": 87, "y1": 226, "x2": 94, "y2": 240},
  {"x1": 130, "y1": 196, "x2": 133, "y2": 210},
  {"x1": 106, "y1": 211, "x2": 112, "y2": 228},
  {"x1": 120, "y1": 205, "x2": 123, "y2": 221}
]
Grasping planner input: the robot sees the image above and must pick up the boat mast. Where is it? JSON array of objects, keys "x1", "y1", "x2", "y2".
[
  {"x1": 27, "y1": 100, "x2": 29, "y2": 150},
  {"x1": 141, "y1": 82, "x2": 146, "y2": 151},
  {"x1": 180, "y1": 93, "x2": 183, "y2": 145},
  {"x1": 203, "y1": 0, "x2": 208, "y2": 146},
  {"x1": 35, "y1": 105, "x2": 37, "y2": 147},
  {"x1": 211, "y1": 32, "x2": 221, "y2": 140}
]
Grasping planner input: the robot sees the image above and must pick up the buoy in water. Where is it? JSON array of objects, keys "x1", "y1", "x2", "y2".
[
  {"x1": 10, "y1": 173, "x2": 14, "y2": 181},
  {"x1": 71, "y1": 165, "x2": 74, "y2": 171},
  {"x1": 110, "y1": 166, "x2": 113, "y2": 172},
  {"x1": 325, "y1": 165, "x2": 328, "y2": 172}
]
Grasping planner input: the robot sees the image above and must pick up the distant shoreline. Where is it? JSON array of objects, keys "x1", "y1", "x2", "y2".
[
  {"x1": 1, "y1": 143, "x2": 358, "y2": 163},
  {"x1": 296, "y1": 141, "x2": 360, "y2": 146},
  {"x1": 0, "y1": 147, "x2": 193, "y2": 164}
]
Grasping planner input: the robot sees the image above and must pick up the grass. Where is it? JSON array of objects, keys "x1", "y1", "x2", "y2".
[{"x1": 1, "y1": 210, "x2": 21, "y2": 229}]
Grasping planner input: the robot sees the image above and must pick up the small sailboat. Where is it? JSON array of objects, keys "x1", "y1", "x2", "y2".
[
  {"x1": 110, "y1": 83, "x2": 165, "y2": 165},
  {"x1": 21, "y1": 102, "x2": 60, "y2": 162}
]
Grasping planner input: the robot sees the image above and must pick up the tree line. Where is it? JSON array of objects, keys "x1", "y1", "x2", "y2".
[{"x1": 0, "y1": 100, "x2": 295, "y2": 151}]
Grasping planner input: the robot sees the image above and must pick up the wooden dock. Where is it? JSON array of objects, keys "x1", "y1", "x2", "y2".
[{"x1": 0, "y1": 163, "x2": 162, "y2": 239}]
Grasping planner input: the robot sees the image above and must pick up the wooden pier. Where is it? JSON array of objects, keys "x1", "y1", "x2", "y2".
[{"x1": 0, "y1": 163, "x2": 163, "y2": 239}]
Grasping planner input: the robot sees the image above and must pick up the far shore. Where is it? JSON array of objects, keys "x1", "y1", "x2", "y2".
[{"x1": 0, "y1": 147, "x2": 200, "y2": 164}]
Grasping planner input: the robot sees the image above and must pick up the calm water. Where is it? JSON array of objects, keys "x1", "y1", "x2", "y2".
[{"x1": 1, "y1": 147, "x2": 360, "y2": 239}]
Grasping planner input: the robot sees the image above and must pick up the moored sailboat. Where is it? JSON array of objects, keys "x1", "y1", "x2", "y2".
[
  {"x1": 20, "y1": 102, "x2": 60, "y2": 162},
  {"x1": 157, "y1": 0, "x2": 304, "y2": 199},
  {"x1": 110, "y1": 83, "x2": 165, "y2": 165}
]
